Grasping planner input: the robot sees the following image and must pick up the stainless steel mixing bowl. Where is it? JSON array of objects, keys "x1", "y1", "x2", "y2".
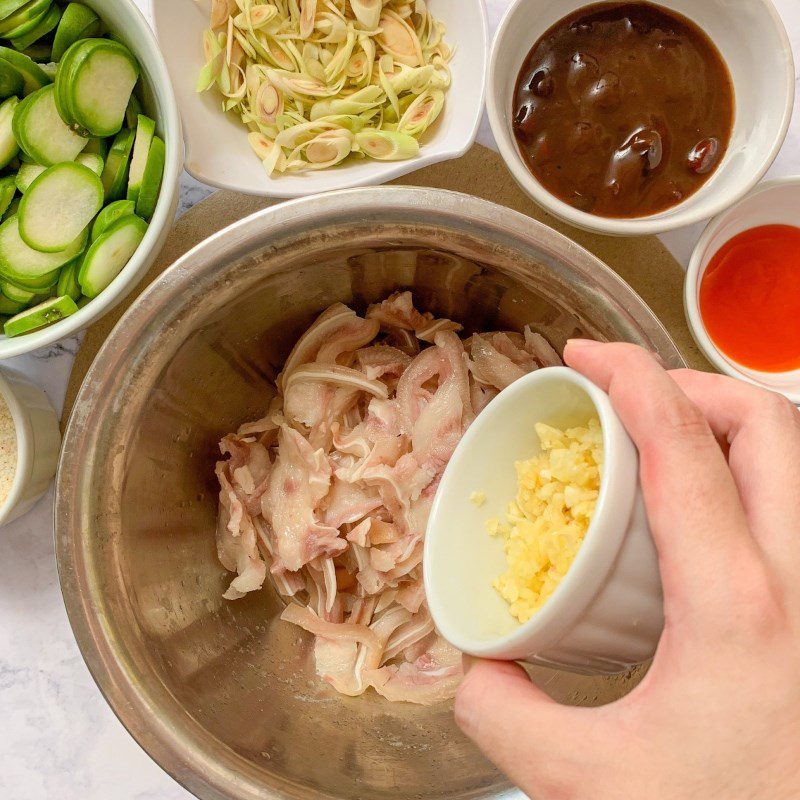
[{"x1": 56, "y1": 188, "x2": 684, "y2": 800}]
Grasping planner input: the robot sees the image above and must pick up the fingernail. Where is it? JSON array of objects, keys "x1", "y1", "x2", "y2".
[
  {"x1": 566, "y1": 338, "x2": 602, "y2": 349},
  {"x1": 462, "y1": 654, "x2": 478, "y2": 675}
]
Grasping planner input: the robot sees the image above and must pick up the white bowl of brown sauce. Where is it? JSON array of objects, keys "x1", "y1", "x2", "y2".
[{"x1": 487, "y1": 0, "x2": 794, "y2": 236}]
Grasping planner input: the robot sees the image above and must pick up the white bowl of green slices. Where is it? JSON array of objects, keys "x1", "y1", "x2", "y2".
[{"x1": 0, "y1": 0, "x2": 182, "y2": 357}]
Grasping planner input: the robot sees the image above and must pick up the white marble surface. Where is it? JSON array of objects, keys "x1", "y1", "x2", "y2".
[{"x1": 0, "y1": 1, "x2": 798, "y2": 798}]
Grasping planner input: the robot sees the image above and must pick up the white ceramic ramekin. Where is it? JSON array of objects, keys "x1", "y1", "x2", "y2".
[
  {"x1": 0, "y1": 368, "x2": 61, "y2": 527},
  {"x1": 424, "y1": 367, "x2": 663, "y2": 674},
  {"x1": 486, "y1": 0, "x2": 794, "y2": 237},
  {"x1": 684, "y1": 176, "x2": 800, "y2": 405}
]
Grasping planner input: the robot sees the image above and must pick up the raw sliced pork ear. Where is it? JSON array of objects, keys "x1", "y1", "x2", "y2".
[
  {"x1": 367, "y1": 291, "x2": 463, "y2": 342},
  {"x1": 278, "y1": 303, "x2": 380, "y2": 389},
  {"x1": 260, "y1": 425, "x2": 345, "y2": 573},
  {"x1": 215, "y1": 462, "x2": 267, "y2": 600},
  {"x1": 212, "y1": 296, "x2": 563, "y2": 703}
]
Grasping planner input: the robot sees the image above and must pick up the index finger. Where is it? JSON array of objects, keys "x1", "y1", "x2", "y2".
[{"x1": 564, "y1": 341, "x2": 759, "y2": 617}]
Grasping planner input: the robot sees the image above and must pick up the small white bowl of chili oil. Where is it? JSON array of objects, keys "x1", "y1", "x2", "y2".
[{"x1": 685, "y1": 177, "x2": 800, "y2": 404}]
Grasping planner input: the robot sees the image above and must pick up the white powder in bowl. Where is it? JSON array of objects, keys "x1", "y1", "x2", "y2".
[{"x1": 0, "y1": 392, "x2": 17, "y2": 508}]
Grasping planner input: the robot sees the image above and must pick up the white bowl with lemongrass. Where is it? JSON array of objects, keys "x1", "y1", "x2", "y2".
[
  {"x1": 0, "y1": 0, "x2": 181, "y2": 358},
  {"x1": 154, "y1": 0, "x2": 488, "y2": 197}
]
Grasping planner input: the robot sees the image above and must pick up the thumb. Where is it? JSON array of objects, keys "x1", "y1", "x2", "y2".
[{"x1": 455, "y1": 658, "x2": 610, "y2": 796}]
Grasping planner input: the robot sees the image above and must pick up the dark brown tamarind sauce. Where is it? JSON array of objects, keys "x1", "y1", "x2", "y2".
[{"x1": 512, "y1": 2, "x2": 734, "y2": 218}]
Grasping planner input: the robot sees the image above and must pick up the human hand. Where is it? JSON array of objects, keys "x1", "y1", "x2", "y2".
[{"x1": 454, "y1": 341, "x2": 800, "y2": 800}]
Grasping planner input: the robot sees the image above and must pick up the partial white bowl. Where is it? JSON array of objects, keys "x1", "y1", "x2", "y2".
[
  {"x1": 486, "y1": 0, "x2": 794, "y2": 237},
  {"x1": 424, "y1": 367, "x2": 663, "y2": 674},
  {"x1": 152, "y1": 0, "x2": 488, "y2": 197},
  {"x1": 0, "y1": 368, "x2": 60, "y2": 527},
  {"x1": 685, "y1": 176, "x2": 800, "y2": 404},
  {"x1": 0, "y1": 0, "x2": 182, "y2": 360}
]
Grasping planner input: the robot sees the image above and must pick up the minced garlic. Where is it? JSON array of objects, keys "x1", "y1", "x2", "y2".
[
  {"x1": 469, "y1": 491, "x2": 487, "y2": 508},
  {"x1": 0, "y1": 392, "x2": 17, "y2": 508},
  {"x1": 489, "y1": 418, "x2": 603, "y2": 623}
]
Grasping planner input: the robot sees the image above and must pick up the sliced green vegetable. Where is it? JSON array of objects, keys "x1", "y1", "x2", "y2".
[
  {"x1": 134, "y1": 135, "x2": 163, "y2": 220},
  {"x1": 100, "y1": 126, "x2": 133, "y2": 201},
  {"x1": 56, "y1": 38, "x2": 138, "y2": 137},
  {"x1": 19, "y1": 41, "x2": 49, "y2": 62},
  {"x1": 90, "y1": 198, "x2": 133, "y2": 241},
  {"x1": 14, "y1": 160, "x2": 44, "y2": 192},
  {"x1": 0, "y1": 214, "x2": 86, "y2": 283},
  {"x1": 0, "y1": 0, "x2": 51, "y2": 38},
  {"x1": 3, "y1": 293, "x2": 78, "y2": 336},
  {"x1": 0, "y1": 95, "x2": 19, "y2": 169},
  {"x1": 38, "y1": 59, "x2": 55, "y2": 80},
  {"x1": 78, "y1": 214, "x2": 146, "y2": 297},
  {"x1": 0, "y1": 174, "x2": 15, "y2": 216},
  {"x1": 0, "y1": 3, "x2": 159, "y2": 337},
  {"x1": 0, "y1": 59, "x2": 23, "y2": 98},
  {"x1": 12, "y1": 84, "x2": 86, "y2": 165},
  {"x1": 19, "y1": 162, "x2": 103, "y2": 252},
  {"x1": 2, "y1": 194, "x2": 19, "y2": 220},
  {"x1": 9, "y1": 2, "x2": 60, "y2": 51},
  {"x1": 51, "y1": 2, "x2": 100, "y2": 62},
  {"x1": 126, "y1": 113, "x2": 154, "y2": 206},
  {"x1": 76, "y1": 150, "x2": 102, "y2": 175},
  {"x1": 51, "y1": 34, "x2": 84, "y2": 125},
  {"x1": 82, "y1": 135, "x2": 107, "y2": 158},
  {"x1": 0, "y1": 1, "x2": 30, "y2": 22},
  {"x1": 124, "y1": 91, "x2": 141, "y2": 128},
  {"x1": 56, "y1": 257, "x2": 80, "y2": 300},
  {"x1": 0, "y1": 292, "x2": 24, "y2": 314},
  {"x1": 0, "y1": 260, "x2": 55, "y2": 289},
  {"x1": 0, "y1": 47, "x2": 51, "y2": 95},
  {"x1": 0, "y1": 278, "x2": 34, "y2": 303}
]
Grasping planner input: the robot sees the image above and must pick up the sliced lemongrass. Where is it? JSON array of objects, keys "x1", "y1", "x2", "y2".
[
  {"x1": 351, "y1": 0, "x2": 382, "y2": 30},
  {"x1": 197, "y1": 29, "x2": 224, "y2": 92},
  {"x1": 299, "y1": 0, "x2": 316, "y2": 40},
  {"x1": 396, "y1": 88, "x2": 443, "y2": 136},
  {"x1": 376, "y1": 11, "x2": 423, "y2": 67},
  {"x1": 210, "y1": 0, "x2": 236, "y2": 30},
  {"x1": 355, "y1": 129, "x2": 419, "y2": 161},
  {"x1": 254, "y1": 79, "x2": 282, "y2": 125},
  {"x1": 309, "y1": 84, "x2": 383, "y2": 121},
  {"x1": 247, "y1": 131, "x2": 274, "y2": 160},
  {"x1": 291, "y1": 129, "x2": 352, "y2": 170},
  {"x1": 197, "y1": 0, "x2": 451, "y2": 174}
]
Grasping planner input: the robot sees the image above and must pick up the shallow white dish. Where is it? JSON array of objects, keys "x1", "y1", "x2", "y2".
[
  {"x1": 0, "y1": 0, "x2": 183, "y2": 360},
  {"x1": 152, "y1": 0, "x2": 488, "y2": 197},
  {"x1": 0, "y1": 368, "x2": 60, "y2": 527},
  {"x1": 486, "y1": 0, "x2": 794, "y2": 237},
  {"x1": 685, "y1": 176, "x2": 800, "y2": 405},
  {"x1": 424, "y1": 367, "x2": 664, "y2": 674}
]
